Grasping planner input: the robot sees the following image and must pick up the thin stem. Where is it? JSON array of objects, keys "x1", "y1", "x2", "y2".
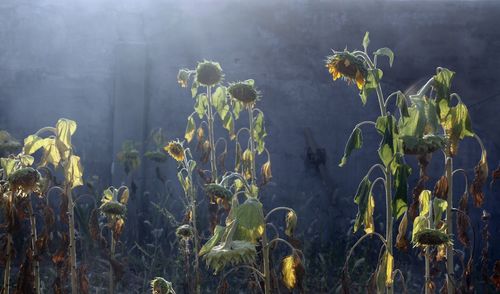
[
  {"x1": 66, "y1": 183, "x2": 78, "y2": 294},
  {"x1": 343, "y1": 232, "x2": 387, "y2": 274},
  {"x1": 392, "y1": 269, "x2": 408, "y2": 294},
  {"x1": 206, "y1": 85, "x2": 218, "y2": 182},
  {"x1": 109, "y1": 230, "x2": 115, "y2": 294},
  {"x1": 3, "y1": 233, "x2": 12, "y2": 294},
  {"x1": 445, "y1": 156, "x2": 454, "y2": 294},
  {"x1": 265, "y1": 207, "x2": 295, "y2": 221},
  {"x1": 247, "y1": 106, "x2": 257, "y2": 185},
  {"x1": 28, "y1": 199, "x2": 40, "y2": 294},
  {"x1": 385, "y1": 164, "x2": 394, "y2": 294},
  {"x1": 366, "y1": 164, "x2": 387, "y2": 180}
]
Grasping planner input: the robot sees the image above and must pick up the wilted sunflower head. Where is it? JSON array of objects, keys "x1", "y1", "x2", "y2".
[
  {"x1": 413, "y1": 228, "x2": 452, "y2": 247},
  {"x1": 325, "y1": 51, "x2": 367, "y2": 90},
  {"x1": 164, "y1": 141, "x2": 185, "y2": 162},
  {"x1": 176, "y1": 224, "x2": 193, "y2": 240},
  {"x1": 205, "y1": 240, "x2": 256, "y2": 273},
  {"x1": 205, "y1": 183, "x2": 233, "y2": 204},
  {"x1": 100, "y1": 201, "x2": 127, "y2": 217},
  {"x1": 150, "y1": 277, "x2": 176, "y2": 294},
  {"x1": 401, "y1": 134, "x2": 446, "y2": 155},
  {"x1": 0, "y1": 131, "x2": 22, "y2": 155},
  {"x1": 195, "y1": 61, "x2": 223, "y2": 86},
  {"x1": 177, "y1": 69, "x2": 191, "y2": 88},
  {"x1": 228, "y1": 82, "x2": 259, "y2": 105},
  {"x1": 8, "y1": 167, "x2": 41, "y2": 196}
]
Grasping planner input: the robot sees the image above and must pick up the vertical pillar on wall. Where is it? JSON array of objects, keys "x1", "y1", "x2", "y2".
[{"x1": 111, "y1": 42, "x2": 147, "y2": 241}]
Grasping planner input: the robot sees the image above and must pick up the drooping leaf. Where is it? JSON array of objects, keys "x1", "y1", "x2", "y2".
[
  {"x1": 412, "y1": 215, "x2": 427, "y2": 244},
  {"x1": 393, "y1": 161, "x2": 411, "y2": 219},
  {"x1": 194, "y1": 94, "x2": 208, "y2": 119},
  {"x1": 457, "y1": 191, "x2": 470, "y2": 247},
  {"x1": 222, "y1": 112, "x2": 235, "y2": 139},
  {"x1": 23, "y1": 135, "x2": 46, "y2": 155},
  {"x1": 212, "y1": 86, "x2": 228, "y2": 120},
  {"x1": 432, "y1": 198, "x2": 447, "y2": 224},
  {"x1": 364, "y1": 195, "x2": 375, "y2": 234},
  {"x1": 433, "y1": 176, "x2": 448, "y2": 200},
  {"x1": 191, "y1": 81, "x2": 199, "y2": 98},
  {"x1": 252, "y1": 112, "x2": 267, "y2": 154},
  {"x1": 376, "y1": 115, "x2": 401, "y2": 168},
  {"x1": 119, "y1": 187, "x2": 129, "y2": 205},
  {"x1": 64, "y1": 155, "x2": 83, "y2": 189},
  {"x1": 396, "y1": 91, "x2": 409, "y2": 117},
  {"x1": 362, "y1": 32, "x2": 370, "y2": 52},
  {"x1": 373, "y1": 47, "x2": 394, "y2": 67},
  {"x1": 281, "y1": 253, "x2": 304, "y2": 290},
  {"x1": 433, "y1": 68, "x2": 455, "y2": 104},
  {"x1": 386, "y1": 251, "x2": 394, "y2": 287},
  {"x1": 40, "y1": 138, "x2": 61, "y2": 168},
  {"x1": 233, "y1": 198, "x2": 265, "y2": 243},
  {"x1": 260, "y1": 160, "x2": 272, "y2": 185},
  {"x1": 185, "y1": 116, "x2": 196, "y2": 143},
  {"x1": 360, "y1": 69, "x2": 383, "y2": 105},
  {"x1": 419, "y1": 190, "x2": 432, "y2": 217},
  {"x1": 353, "y1": 176, "x2": 372, "y2": 233},
  {"x1": 55, "y1": 118, "x2": 77, "y2": 160},
  {"x1": 339, "y1": 127, "x2": 363, "y2": 167},
  {"x1": 1, "y1": 158, "x2": 17, "y2": 177},
  {"x1": 199, "y1": 225, "x2": 225, "y2": 256},
  {"x1": 470, "y1": 150, "x2": 488, "y2": 207},
  {"x1": 285, "y1": 210, "x2": 298, "y2": 238},
  {"x1": 395, "y1": 212, "x2": 409, "y2": 252}
]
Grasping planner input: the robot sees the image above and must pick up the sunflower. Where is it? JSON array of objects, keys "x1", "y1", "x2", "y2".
[
  {"x1": 205, "y1": 183, "x2": 233, "y2": 205},
  {"x1": 164, "y1": 141, "x2": 185, "y2": 162},
  {"x1": 325, "y1": 51, "x2": 367, "y2": 90},
  {"x1": 150, "y1": 277, "x2": 176, "y2": 294},
  {"x1": 205, "y1": 240, "x2": 256, "y2": 273},
  {"x1": 412, "y1": 228, "x2": 452, "y2": 247},
  {"x1": 196, "y1": 61, "x2": 223, "y2": 86},
  {"x1": 8, "y1": 167, "x2": 41, "y2": 196},
  {"x1": 100, "y1": 201, "x2": 127, "y2": 217},
  {"x1": 176, "y1": 224, "x2": 193, "y2": 240},
  {"x1": 228, "y1": 82, "x2": 259, "y2": 105}
]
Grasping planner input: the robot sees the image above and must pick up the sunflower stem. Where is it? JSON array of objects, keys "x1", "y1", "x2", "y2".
[
  {"x1": 28, "y1": 198, "x2": 40, "y2": 294},
  {"x1": 206, "y1": 85, "x2": 218, "y2": 182},
  {"x1": 445, "y1": 156, "x2": 455, "y2": 294},
  {"x1": 247, "y1": 106, "x2": 257, "y2": 186}
]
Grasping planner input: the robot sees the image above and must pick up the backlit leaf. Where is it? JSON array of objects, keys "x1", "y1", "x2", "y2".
[
  {"x1": 252, "y1": 112, "x2": 266, "y2": 154},
  {"x1": 362, "y1": 32, "x2": 370, "y2": 52},
  {"x1": 433, "y1": 198, "x2": 447, "y2": 224},
  {"x1": 339, "y1": 127, "x2": 363, "y2": 167},
  {"x1": 393, "y1": 161, "x2": 411, "y2": 219},
  {"x1": 360, "y1": 69, "x2": 383, "y2": 105},
  {"x1": 194, "y1": 94, "x2": 208, "y2": 119},
  {"x1": 55, "y1": 118, "x2": 77, "y2": 160},
  {"x1": 374, "y1": 47, "x2": 394, "y2": 67},
  {"x1": 64, "y1": 155, "x2": 83, "y2": 189},
  {"x1": 185, "y1": 116, "x2": 196, "y2": 143},
  {"x1": 353, "y1": 176, "x2": 372, "y2": 233},
  {"x1": 199, "y1": 225, "x2": 225, "y2": 256},
  {"x1": 233, "y1": 198, "x2": 265, "y2": 243}
]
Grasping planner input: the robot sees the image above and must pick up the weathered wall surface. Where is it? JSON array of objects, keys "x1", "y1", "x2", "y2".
[{"x1": 0, "y1": 0, "x2": 499, "y2": 251}]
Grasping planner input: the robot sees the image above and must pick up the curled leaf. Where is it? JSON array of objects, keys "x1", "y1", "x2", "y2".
[
  {"x1": 285, "y1": 210, "x2": 297, "y2": 238},
  {"x1": 433, "y1": 176, "x2": 448, "y2": 200},
  {"x1": 470, "y1": 150, "x2": 488, "y2": 207},
  {"x1": 260, "y1": 160, "x2": 272, "y2": 185},
  {"x1": 281, "y1": 252, "x2": 304, "y2": 290},
  {"x1": 395, "y1": 212, "x2": 409, "y2": 252},
  {"x1": 457, "y1": 191, "x2": 470, "y2": 247}
]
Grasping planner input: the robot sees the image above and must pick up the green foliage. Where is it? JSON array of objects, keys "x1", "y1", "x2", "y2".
[
  {"x1": 393, "y1": 159, "x2": 411, "y2": 219},
  {"x1": 252, "y1": 111, "x2": 266, "y2": 154},
  {"x1": 360, "y1": 69, "x2": 383, "y2": 105},
  {"x1": 373, "y1": 47, "x2": 394, "y2": 67},
  {"x1": 353, "y1": 176, "x2": 372, "y2": 233},
  {"x1": 339, "y1": 127, "x2": 363, "y2": 167}
]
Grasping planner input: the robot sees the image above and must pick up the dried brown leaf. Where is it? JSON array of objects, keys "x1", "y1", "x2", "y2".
[{"x1": 433, "y1": 176, "x2": 448, "y2": 200}]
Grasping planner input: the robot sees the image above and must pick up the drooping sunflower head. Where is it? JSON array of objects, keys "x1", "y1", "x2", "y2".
[
  {"x1": 0, "y1": 130, "x2": 22, "y2": 155},
  {"x1": 164, "y1": 141, "x2": 185, "y2": 162},
  {"x1": 325, "y1": 51, "x2": 367, "y2": 90},
  {"x1": 100, "y1": 201, "x2": 127, "y2": 217},
  {"x1": 401, "y1": 134, "x2": 446, "y2": 155},
  {"x1": 205, "y1": 183, "x2": 233, "y2": 204},
  {"x1": 228, "y1": 81, "x2": 259, "y2": 105},
  {"x1": 195, "y1": 61, "x2": 223, "y2": 86},
  {"x1": 176, "y1": 224, "x2": 193, "y2": 240},
  {"x1": 150, "y1": 277, "x2": 176, "y2": 294},
  {"x1": 8, "y1": 167, "x2": 41, "y2": 196},
  {"x1": 413, "y1": 228, "x2": 452, "y2": 247},
  {"x1": 205, "y1": 240, "x2": 257, "y2": 273},
  {"x1": 177, "y1": 68, "x2": 191, "y2": 88}
]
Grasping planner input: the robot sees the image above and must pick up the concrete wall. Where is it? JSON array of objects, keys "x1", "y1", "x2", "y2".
[{"x1": 0, "y1": 0, "x2": 499, "y2": 249}]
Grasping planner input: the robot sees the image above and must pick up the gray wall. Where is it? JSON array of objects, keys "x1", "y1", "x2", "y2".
[{"x1": 1, "y1": 0, "x2": 499, "y2": 247}]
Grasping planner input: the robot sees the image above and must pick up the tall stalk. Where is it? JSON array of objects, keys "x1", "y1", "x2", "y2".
[
  {"x1": 66, "y1": 185, "x2": 78, "y2": 294},
  {"x1": 184, "y1": 154, "x2": 200, "y2": 294},
  {"x1": 206, "y1": 85, "x2": 218, "y2": 182},
  {"x1": 247, "y1": 107, "x2": 256, "y2": 186},
  {"x1": 2, "y1": 232, "x2": 12, "y2": 294},
  {"x1": 28, "y1": 199, "x2": 40, "y2": 294},
  {"x1": 445, "y1": 156, "x2": 454, "y2": 293},
  {"x1": 109, "y1": 232, "x2": 115, "y2": 294}
]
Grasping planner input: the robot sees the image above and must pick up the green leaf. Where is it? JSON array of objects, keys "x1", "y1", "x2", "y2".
[
  {"x1": 191, "y1": 81, "x2": 199, "y2": 98},
  {"x1": 194, "y1": 94, "x2": 208, "y2": 119},
  {"x1": 362, "y1": 32, "x2": 370, "y2": 52},
  {"x1": 199, "y1": 225, "x2": 225, "y2": 256},
  {"x1": 412, "y1": 215, "x2": 427, "y2": 242},
  {"x1": 1, "y1": 158, "x2": 17, "y2": 177},
  {"x1": 353, "y1": 176, "x2": 372, "y2": 233},
  {"x1": 396, "y1": 91, "x2": 409, "y2": 117},
  {"x1": 433, "y1": 198, "x2": 448, "y2": 224},
  {"x1": 40, "y1": 138, "x2": 61, "y2": 168},
  {"x1": 360, "y1": 69, "x2": 383, "y2": 105},
  {"x1": 376, "y1": 115, "x2": 401, "y2": 168},
  {"x1": 374, "y1": 47, "x2": 394, "y2": 67},
  {"x1": 339, "y1": 127, "x2": 363, "y2": 167},
  {"x1": 223, "y1": 112, "x2": 235, "y2": 140},
  {"x1": 212, "y1": 86, "x2": 228, "y2": 120},
  {"x1": 252, "y1": 112, "x2": 267, "y2": 154},
  {"x1": 233, "y1": 198, "x2": 265, "y2": 243},
  {"x1": 232, "y1": 100, "x2": 244, "y2": 119},
  {"x1": 418, "y1": 190, "x2": 432, "y2": 217},
  {"x1": 433, "y1": 68, "x2": 455, "y2": 104},
  {"x1": 393, "y1": 160, "x2": 411, "y2": 219},
  {"x1": 185, "y1": 116, "x2": 196, "y2": 143}
]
